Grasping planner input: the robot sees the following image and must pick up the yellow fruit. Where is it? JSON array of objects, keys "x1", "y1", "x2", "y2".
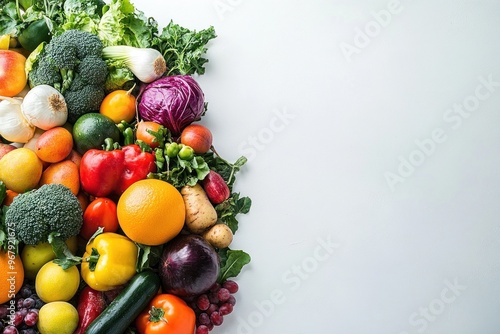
[
  {"x1": 35, "y1": 261, "x2": 80, "y2": 303},
  {"x1": 0, "y1": 148, "x2": 43, "y2": 193},
  {"x1": 0, "y1": 35, "x2": 10, "y2": 49},
  {"x1": 117, "y1": 179, "x2": 185, "y2": 246},
  {"x1": 37, "y1": 301, "x2": 79, "y2": 334},
  {"x1": 21, "y1": 236, "x2": 78, "y2": 280}
]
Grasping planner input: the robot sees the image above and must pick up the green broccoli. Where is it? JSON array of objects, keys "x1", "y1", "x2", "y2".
[
  {"x1": 27, "y1": 29, "x2": 108, "y2": 123},
  {"x1": 6, "y1": 184, "x2": 83, "y2": 246},
  {"x1": 64, "y1": 85, "x2": 106, "y2": 122}
]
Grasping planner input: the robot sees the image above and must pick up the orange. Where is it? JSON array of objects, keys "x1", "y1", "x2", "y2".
[
  {"x1": 38, "y1": 160, "x2": 80, "y2": 195},
  {"x1": 35, "y1": 126, "x2": 73, "y2": 163},
  {"x1": 117, "y1": 179, "x2": 185, "y2": 246},
  {"x1": 2, "y1": 189, "x2": 19, "y2": 206},
  {"x1": 0, "y1": 249, "x2": 24, "y2": 304},
  {"x1": 99, "y1": 88, "x2": 137, "y2": 123}
]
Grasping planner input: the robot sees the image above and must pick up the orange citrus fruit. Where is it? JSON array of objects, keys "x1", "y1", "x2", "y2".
[
  {"x1": 99, "y1": 89, "x2": 136, "y2": 123},
  {"x1": 0, "y1": 249, "x2": 24, "y2": 304},
  {"x1": 117, "y1": 179, "x2": 185, "y2": 246}
]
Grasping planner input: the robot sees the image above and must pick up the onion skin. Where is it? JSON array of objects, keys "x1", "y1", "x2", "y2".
[{"x1": 159, "y1": 234, "x2": 220, "y2": 298}]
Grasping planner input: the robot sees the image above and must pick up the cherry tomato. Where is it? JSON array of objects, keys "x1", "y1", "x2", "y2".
[
  {"x1": 180, "y1": 124, "x2": 213, "y2": 154},
  {"x1": 136, "y1": 121, "x2": 163, "y2": 149},
  {"x1": 80, "y1": 197, "x2": 119, "y2": 240}
]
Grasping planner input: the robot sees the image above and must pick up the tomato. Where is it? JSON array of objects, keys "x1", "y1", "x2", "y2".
[
  {"x1": 180, "y1": 124, "x2": 213, "y2": 154},
  {"x1": 80, "y1": 197, "x2": 119, "y2": 240},
  {"x1": 136, "y1": 121, "x2": 163, "y2": 149},
  {"x1": 135, "y1": 294, "x2": 196, "y2": 334}
]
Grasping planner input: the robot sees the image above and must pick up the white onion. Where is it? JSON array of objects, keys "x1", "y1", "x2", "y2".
[
  {"x1": 21, "y1": 85, "x2": 68, "y2": 130},
  {"x1": 0, "y1": 97, "x2": 35, "y2": 143}
]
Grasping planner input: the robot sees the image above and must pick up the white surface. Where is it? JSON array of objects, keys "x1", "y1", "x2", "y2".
[{"x1": 135, "y1": 1, "x2": 500, "y2": 333}]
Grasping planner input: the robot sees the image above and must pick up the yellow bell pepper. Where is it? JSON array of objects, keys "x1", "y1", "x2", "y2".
[{"x1": 81, "y1": 232, "x2": 138, "y2": 291}]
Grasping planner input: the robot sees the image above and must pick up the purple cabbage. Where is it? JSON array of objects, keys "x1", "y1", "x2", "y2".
[{"x1": 138, "y1": 75, "x2": 205, "y2": 135}]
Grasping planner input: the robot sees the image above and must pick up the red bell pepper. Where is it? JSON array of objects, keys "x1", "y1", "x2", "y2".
[
  {"x1": 80, "y1": 141, "x2": 156, "y2": 197},
  {"x1": 74, "y1": 286, "x2": 107, "y2": 334}
]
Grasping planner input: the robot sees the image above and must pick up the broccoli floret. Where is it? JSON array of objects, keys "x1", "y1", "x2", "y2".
[
  {"x1": 49, "y1": 29, "x2": 103, "y2": 59},
  {"x1": 27, "y1": 29, "x2": 108, "y2": 122},
  {"x1": 77, "y1": 55, "x2": 108, "y2": 86},
  {"x1": 64, "y1": 85, "x2": 105, "y2": 123},
  {"x1": 6, "y1": 184, "x2": 83, "y2": 245},
  {"x1": 27, "y1": 58, "x2": 62, "y2": 88}
]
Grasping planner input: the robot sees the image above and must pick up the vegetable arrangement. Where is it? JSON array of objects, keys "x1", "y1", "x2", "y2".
[{"x1": 0, "y1": 1, "x2": 251, "y2": 333}]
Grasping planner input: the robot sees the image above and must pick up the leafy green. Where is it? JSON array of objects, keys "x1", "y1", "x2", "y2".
[
  {"x1": 218, "y1": 248, "x2": 251, "y2": 283},
  {"x1": 152, "y1": 152, "x2": 210, "y2": 188},
  {"x1": 215, "y1": 193, "x2": 251, "y2": 233},
  {"x1": 98, "y1": 0, "x2": 157, "y2": 48},
  {"x1": 153, "y1": 21, "x2": 217, "y2": 75},
  {"x1": 202, "y1": 153, "x2": 247, "y2": 190},
  {"x1": 135, "y1": 243, "x2": 163, "y2": 272}
]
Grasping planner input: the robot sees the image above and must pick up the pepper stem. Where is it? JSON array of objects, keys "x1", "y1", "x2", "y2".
[
  {"x1": 148, "y1": 306, "x2": 168, "y2": 323},
  {"x1": 85, "y1": 248, "x2": 100, "y2": 272}
]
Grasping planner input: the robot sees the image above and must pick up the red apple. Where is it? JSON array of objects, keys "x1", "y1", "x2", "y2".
[
  {"x1": 0, "y1": 50, "x2": 27, "y2": 97},
  {"x1": 0, "y1": 143, "x2": 16, "y2": 161}
]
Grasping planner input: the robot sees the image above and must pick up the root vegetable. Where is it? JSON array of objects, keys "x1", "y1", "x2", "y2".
[
  {"x1": 181, "y1": 183, "x2": 217, "y2": 234},
  {"x1": 202, "y1": 223, "x2": 233, "y2": 249}
]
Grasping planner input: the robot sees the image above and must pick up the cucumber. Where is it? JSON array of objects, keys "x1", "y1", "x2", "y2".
[{"x1": 84, "y1": 270, "x2": 161, "y2": 334}]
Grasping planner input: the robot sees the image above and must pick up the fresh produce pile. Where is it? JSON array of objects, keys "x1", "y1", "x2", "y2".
[{"x1": 0, "y1": 0, "x2": 252, "y2": 333}]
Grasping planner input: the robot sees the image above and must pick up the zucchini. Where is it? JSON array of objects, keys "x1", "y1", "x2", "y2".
[{"x1": 84, "y1": 270, "x2": 161, "y2": 334}]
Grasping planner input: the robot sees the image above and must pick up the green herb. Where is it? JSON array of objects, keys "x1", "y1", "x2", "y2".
[
  {"x1": 215, "y1": 193, "x2": 251, "y2": 233},
  {"x1": 135, "y1": 243, "x2": 162, "y2": 272},
  {"x1": 203, "y1": 153, "x2": 247, "y2": 190},
  {"x1": 153, "y1": 21, "x2": 217, "y2": 76},
  {"x1": 218, "y1": 248, "x2": 251, "y2": 283}
]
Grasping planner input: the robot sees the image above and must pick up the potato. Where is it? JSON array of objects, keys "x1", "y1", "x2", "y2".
[
  {"x1": 203, "y1": 223, "x2": 233, "y2": 249},
  {"x1": 181, "y1": 183, "x2": 218, "y2": 234}
]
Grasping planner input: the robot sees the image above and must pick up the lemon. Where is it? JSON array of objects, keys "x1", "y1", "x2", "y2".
[
  {"x1": 35, "y1": 261, "x2": 80, "y2": 303},
  {"x1": 0, "y1": 35, "x2": 10, "y2": 49},
  {"x1": 37, "y1": 301, "x2": 79, "y2": 334},
  {"x1": 0, "y1": 148, "x2": 43, "y2": 193},
  {"x1": 21, "y1": 236, "x2": 79, "y2": 280}
]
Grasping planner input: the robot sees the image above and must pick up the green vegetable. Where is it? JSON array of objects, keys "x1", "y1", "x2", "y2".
[
  {"x1": 17, "y1": 18, "x2": 51, "y2": 52},
  {"x1": 178, "y1": 145, "x2": 194, "y2": 160},
  {"x1": 97, "y1": 0, "x2": 157, "y2": 48},
  {"x1": 218, "y1": 248, "x2": 251, "y2": 283},
  {"x1": 84, "y1": 270, "x2": 161, "y2": 334},
  {"x1": 152, "y1": 21, "x2": 217, "y2": 75},
  {"x1": 27, "y1": 29, "x2": 108, "y2": 123},
  {"x1": 165, "y1": 142, "x2": 180, "y2": 158},
  {"x1": 5, "y1": 184, "x2": 83, "y2": 245}
]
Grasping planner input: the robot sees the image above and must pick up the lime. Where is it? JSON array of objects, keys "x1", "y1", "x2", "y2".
[{"x1": 72, "y1": 113, "x2": 120, "y2": 155}]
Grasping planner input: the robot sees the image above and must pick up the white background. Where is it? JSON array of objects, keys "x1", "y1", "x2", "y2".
[{"x1": 135, "y1": 1, "x2": 500, "y2": 333}]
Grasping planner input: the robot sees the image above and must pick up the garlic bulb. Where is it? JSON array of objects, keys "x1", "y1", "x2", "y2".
[
  {"x1": 0, "y1": 97, "x2": 35, "y2": 143},
  {"x1": 21, "y1": 85, "x2": 68, "y2": 130}
]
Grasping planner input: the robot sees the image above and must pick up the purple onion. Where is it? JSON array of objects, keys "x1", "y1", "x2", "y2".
[
  {"x1": 138, "y1": 75, "x2": 205, "y2": 135},
  {"x1": 159, "y1": 234, "x2": 220, "y2": 297}
]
